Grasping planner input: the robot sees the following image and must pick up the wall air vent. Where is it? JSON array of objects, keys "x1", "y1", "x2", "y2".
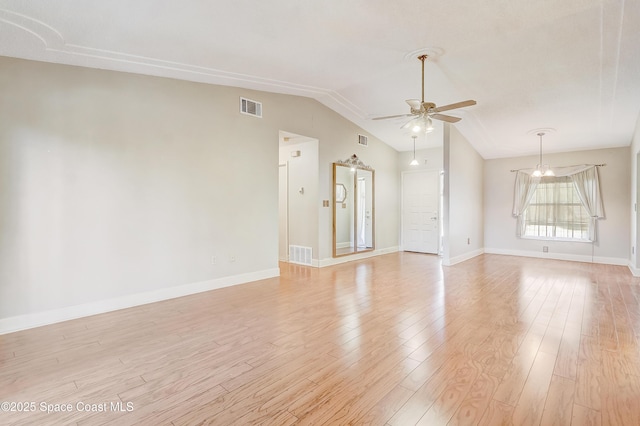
[
  {"x1": 358, "y1": 134, "x2": 368, "y2": 147},
  {"x1": 240, "y1": 97, "x2": 262, "y2": 118}
]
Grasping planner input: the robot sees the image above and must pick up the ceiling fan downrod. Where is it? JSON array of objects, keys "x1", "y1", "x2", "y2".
[{"x1": 418, "y1": 54, "x2": 427, "y2": 104}]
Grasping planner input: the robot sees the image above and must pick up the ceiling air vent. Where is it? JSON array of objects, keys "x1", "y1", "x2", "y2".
[
  {"x1": 240, "y1": 97, "x2": 262, "y2": 118},
  {"x1": 358, "y1": 134, "x2": 368, "y2": 147}
]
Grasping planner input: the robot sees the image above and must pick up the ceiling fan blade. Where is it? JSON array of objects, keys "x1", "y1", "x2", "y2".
[
  {"x1": 431, "y1": 113, "x2": 461, "y2": 123},
  {"x1": 372, "y1": 113, "x2": 414, "y2": 121},
  {"x1": 432, "y1": 100, "x2": 476, "y2": 113}
]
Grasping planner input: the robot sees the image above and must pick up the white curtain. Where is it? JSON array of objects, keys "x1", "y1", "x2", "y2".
[
  {"x1": 512, "y1": 171, "x2": 540, "y2": 236},
  {"x1": 513, "y1": 165, "x2": 604, "y2": 241},
  {"x1": 571, "y1": 166, "x2": 604, "y2": 241}
]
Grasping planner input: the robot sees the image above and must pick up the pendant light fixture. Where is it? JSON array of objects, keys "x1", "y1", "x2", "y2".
[
  {"x1": 531, "y1": 132, "x2": 554, "y2": 177},
  {"x1": 410, "y1": 135, "x2": 419, "y2": 166}
]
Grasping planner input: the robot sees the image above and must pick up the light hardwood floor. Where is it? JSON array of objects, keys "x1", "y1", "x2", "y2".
[{"x1": 2, "y1": 253, "x2": 640, "y2": 425}]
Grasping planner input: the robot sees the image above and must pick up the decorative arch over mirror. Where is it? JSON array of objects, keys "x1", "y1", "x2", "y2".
[{"x1": 333, "y1": 155, "x2": 375, "y2": 257}]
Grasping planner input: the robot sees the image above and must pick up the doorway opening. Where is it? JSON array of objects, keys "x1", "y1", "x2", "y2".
[{"x1": 278, "y1": 131, "x2": 319, "y2": 265}]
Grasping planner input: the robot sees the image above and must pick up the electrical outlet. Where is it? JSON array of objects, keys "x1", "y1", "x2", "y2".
[
  {"x1": 543, "y1": 246, "x2": 549, "y2": 253},
  {"x1": 211, "y1": 256, "x2": 217, "y2": 265},
  {"x1": 467, "y1": 238, "x2": 470, "y2": 245},
  {"x1": 229, "y1": 255, "x2": 236, "y2": 263}
]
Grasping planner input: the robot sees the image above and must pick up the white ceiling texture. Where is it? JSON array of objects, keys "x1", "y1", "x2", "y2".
[{"x1": 1, "y1": 1, "x2": 639, "y2": 158}]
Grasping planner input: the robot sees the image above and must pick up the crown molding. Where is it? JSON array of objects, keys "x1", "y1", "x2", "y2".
[{"x1": 0, "y1": 8, "x2": 370, "y2": 122}]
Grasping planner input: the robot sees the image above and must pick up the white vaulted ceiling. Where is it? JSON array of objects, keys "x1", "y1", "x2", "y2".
[{"x1": 1, "y1": 0, "x2": 639, "y2": 158}]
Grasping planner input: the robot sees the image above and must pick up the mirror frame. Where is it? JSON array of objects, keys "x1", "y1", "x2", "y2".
[{"x1": 332, "y1": 155, "x2": 375, "y2": 258}]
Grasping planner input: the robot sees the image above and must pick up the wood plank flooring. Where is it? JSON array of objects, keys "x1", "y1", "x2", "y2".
[{"x1": 1, "y1": 253, "x2": 640, "y2": 425}]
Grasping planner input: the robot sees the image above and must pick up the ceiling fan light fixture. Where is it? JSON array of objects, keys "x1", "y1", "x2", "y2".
[
  {"x1": 401, "y1": 117, "x2": 415, "y2": 130},
  {"x1": 425, "y1": 116, "x2": 434, "y2": 132},
  {"x1": 402, "y1": 116, "x2": 424, "y2": 133},
  {"x1": 406, "y1": 99, "x2": 421, "y2": 110},
  {"x1": 405, "y1": 116, "x2": 434, "y2": 134}
]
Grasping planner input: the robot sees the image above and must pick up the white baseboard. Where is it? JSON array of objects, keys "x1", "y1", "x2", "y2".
[
  {"x1": 0, "y1": 268, "x2": 280, "y2": 335},
  {"x1": 442, "y1": 248, "x2": 485, "y2": 266},
  {"x1": 318, "y1": 246, "x2": 399, "y2": 267},
  {"x1": 629, "y1": 261, "x2": 640, "y2": 277},
  {"x1": 484, "y1": 248, "x2": 629, "y2": 267}
]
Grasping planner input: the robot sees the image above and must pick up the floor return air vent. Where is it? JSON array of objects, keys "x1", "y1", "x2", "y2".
[{"x1": 289, "y1": 245, "x2": 312, "y2": 266}]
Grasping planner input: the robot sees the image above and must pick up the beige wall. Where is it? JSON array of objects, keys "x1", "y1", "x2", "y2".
[
  {"x1": 3, "y1": 54, "x2": 635, "y2": 331},
  {"x1": 0, "y1": 57, "x2": 399, "y2": 327},
  {"x1": 317, "y1": 123, "x2": 399, "y2": 264},
  {"x1": 442, "y1": 125, "x2": 485, "y2": 265},
  {"x1": 630, "y1": 113, "x2": 640, "y2": 273},
  {"x1": 398, "y1": 146, "x2": 444, "y2": 172},
  {"x1": 484, "y1": 147, "x2": 631, "y2": 264}
]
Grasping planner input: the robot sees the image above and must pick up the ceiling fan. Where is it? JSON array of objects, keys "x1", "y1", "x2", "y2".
[{"x1": 372, "y1": 54, "x2": 476, "y2": 133}]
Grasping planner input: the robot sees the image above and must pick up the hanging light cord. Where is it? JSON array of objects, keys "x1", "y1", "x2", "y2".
[{"x1": 538, "y1": 132, "x2": 544, "y2": 167}]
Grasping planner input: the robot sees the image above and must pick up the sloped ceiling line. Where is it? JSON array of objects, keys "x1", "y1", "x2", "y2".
[
  {"x1": 604, "y1": 0, "x2": 625, "y2": 129},
  {"x1": 0, "y1": 8, "x2": 371, "y2": 121},
  {"x1": 0, "y1": 8, "x2": 64, "y2": 48},
  {"x1": 1, "y1": 2, "x2": 639, "y2": 157}
]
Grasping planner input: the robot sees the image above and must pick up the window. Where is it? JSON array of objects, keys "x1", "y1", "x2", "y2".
[
  {"x1": 513, "y1": 166, "x2": 603, "y2": 242},
  {"x1": 522, "y1": 176, "x2": 590, "y2": 241}
]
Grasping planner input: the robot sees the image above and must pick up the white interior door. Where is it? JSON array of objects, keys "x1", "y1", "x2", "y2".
[{"x1": 402, "y1": 170, "x2": 440, "y2": 254}]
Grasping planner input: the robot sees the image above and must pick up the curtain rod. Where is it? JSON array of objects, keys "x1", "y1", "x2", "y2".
[{"x1": 510, "y1": 163, "x2": 606, "y2": 172}]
